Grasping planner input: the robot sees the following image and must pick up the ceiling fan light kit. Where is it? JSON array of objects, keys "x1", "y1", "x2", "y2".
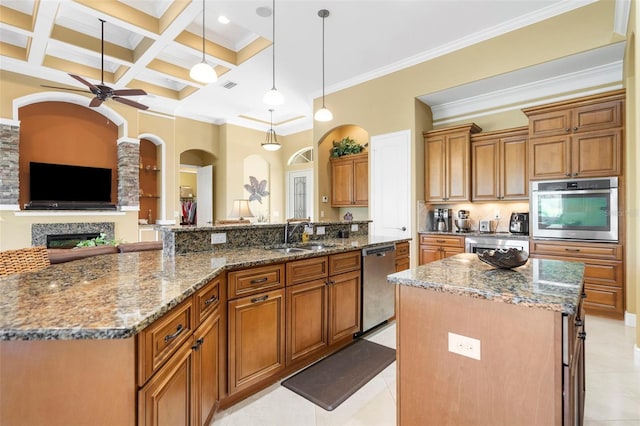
[
  {"x1": 262, "y1": 108, "x2": 282, "y2": 151},
  {"x1": 315, "y1": 9, "x2": 332, "y2": 122},
  {"x1": 191, "y1": 0, "x2": 217, "y2": 84},
  {"x1": 263, "y1": 0, "x2": 284, "y2": 106}
]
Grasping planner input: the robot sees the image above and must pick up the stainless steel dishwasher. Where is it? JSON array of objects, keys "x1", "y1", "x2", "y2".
[{"x1": 361, "y1": 244, "x2": 396, "y2": 335}]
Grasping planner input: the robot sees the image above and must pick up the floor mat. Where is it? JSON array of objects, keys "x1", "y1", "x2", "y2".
[{"x1": 281, "y1": 339, "x2": 396, "y2": 411}]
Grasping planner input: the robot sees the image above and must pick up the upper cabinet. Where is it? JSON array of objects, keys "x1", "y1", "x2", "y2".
[
  {"x1": 331, "y1": 152, "x2": 368, "y2": 207},
  {"x1": 471, "y1": 127, "x2": 528, "y2": 201},
  {"x1": 523, "y1": 90, "x2": 624, "y2": 180},
  {"x1": 424, "y1": 123, "x2": 481, "y2": 203}
]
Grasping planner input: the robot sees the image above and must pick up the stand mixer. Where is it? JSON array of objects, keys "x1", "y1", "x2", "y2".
[{"x1": 454, "y1": 210, "x2": 471, "y2": 232}]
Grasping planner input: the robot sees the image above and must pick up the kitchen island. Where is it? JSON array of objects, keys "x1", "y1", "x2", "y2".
[
  {"x1": 0, "y1": 233, "x2": 407, "y2": 426},
  {"x1": 388, "y1": 253, "x2": 586, "y2": 425}
]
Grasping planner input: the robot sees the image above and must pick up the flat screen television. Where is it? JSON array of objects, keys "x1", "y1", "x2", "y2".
[{"x1": 28, "y1": 162, "x2": 115, "y2": 209}]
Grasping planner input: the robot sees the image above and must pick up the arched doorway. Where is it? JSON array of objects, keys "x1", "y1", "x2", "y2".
[{"x1": 179, "y1": 149, "x2": 216, "y2": 225}]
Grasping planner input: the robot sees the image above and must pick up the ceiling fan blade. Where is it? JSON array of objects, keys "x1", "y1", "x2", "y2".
[
  {"x1": 40, "y1": 85, "x2": 92, "y2": 94},
  {"x1": 112, "y1": 88, "x2": 147, "y2": 97},
  {"x1": 69, "y1": 74, "x2": 99, "y2": 93},
  {"x1": 89, "y1": 97, "x2": 104, "y2": 108},
  {"x1": 113, "y1": 96, "x2": 149, "y2": 110}
]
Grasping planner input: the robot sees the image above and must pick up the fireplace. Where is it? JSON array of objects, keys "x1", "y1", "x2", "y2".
[
  {"x1": 46, "y1": 233, "x2": 100, "y2": 249},
  {"x1": 32, "y1": 222, "x2": 115, "y2": 247}
]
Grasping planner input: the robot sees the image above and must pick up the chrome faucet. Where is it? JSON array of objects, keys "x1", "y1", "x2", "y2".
[{"x1": 284, "y1": 220, "x2": 309, "y2": 245}]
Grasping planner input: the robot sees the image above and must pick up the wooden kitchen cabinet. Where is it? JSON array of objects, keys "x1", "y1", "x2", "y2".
[
  {"x1": 328, "y1": 269, "x2": 361, "y2": 345},
  {"x1": 530, "y1": 239, "x2": 624, "y2": 319},
  {"x1": 424, "y1": 123, "x2": 481, "y2": 203},
  {"x1": 418, "y1": 234, "x2": 465, "y2": 265},
  {"x1": 523, "y1": 90, "x2": 624, "y2": 179},
  {"x1": 331, "y1": 152, "x2": 368, "y2": 206},
  {"x1": 192, "y1": 311, "x2": 221, "y2": 426},
  {"x1": 471, "y1": 126, "x2": 528, "y2": 201},
  {"x1": 286, "y1": 278, "x2": 329, "y2": 364},
  {"x1": 395, "y1": 241, "x2": 410, "y2": 272}
]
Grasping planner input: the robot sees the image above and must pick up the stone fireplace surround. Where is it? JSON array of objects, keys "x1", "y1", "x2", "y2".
[{"x1": 32, "y1": 222, "x2": 115, "y2": 247}]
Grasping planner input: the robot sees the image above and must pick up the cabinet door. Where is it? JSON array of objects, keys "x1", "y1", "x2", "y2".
[
  {"x1": 527, "y1": 109, "x2": 572, "y2": 138},
  {"x1": 139, "y1": 340, "x2": 193, "y2": 426},
  {"x1": 571, "y1": 129, "x2": 622, "y2": 177},
  {"x1": 286, "y1": 279, "x2": 328, "y2": 364},
  {"x1": 331, "y1": 160, "x2": 354, "y2": 206},
  {"x1": 353, "y1": 155, "x2": 369, "y2": 206},
  {"x1": 419, "y1": 246, "x2": 442, "y2": 265},
  {"x1": 472, "y1": 139, "x2": 499, "y2": 200},
  {"x1": 328, "y1": 270, "x2": 361, "y2": 345},
  {"x1": 529, "y1": 136, "x2": 570, "y2": 179},
  {"x1": 192, "y1": 311, "x2": 220, "y2": 426},
  {"x1": 572, "y1": 100, "x2": 623, "y2": 133},
  {"x1": 424, "y1": 135, "x2": 446, "y2": 202},
  {"x1": 446, "y1": 133, "x2": 471, "y2": 201},
  {"x1": 442, "y1": 247, "x2": 464, "y2": 258},
  {"x1": 228, "y1": 289, "x2": 285, "y2": 394},
  {"x1": 501, "y1": 135, "x2": 528, "y2": 199}
]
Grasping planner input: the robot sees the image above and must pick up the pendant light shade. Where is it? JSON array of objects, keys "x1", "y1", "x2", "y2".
[
  {"x1": 263, "y1": 0, "x2": 284, "y2": 106},
  {"x1": 190, "y1": 0, "x2": 217, "y2": 84},
  {"x1": 314, "y1": 9, "x2": 332, "y2": 122},
  {"x1": 262, "y1": 109, "x2": 281, "y2": 151}
]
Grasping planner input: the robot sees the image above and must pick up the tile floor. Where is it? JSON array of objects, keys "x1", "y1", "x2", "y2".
[{"x1": 212, "y1": 315, "x2": 640, "y2": 426}]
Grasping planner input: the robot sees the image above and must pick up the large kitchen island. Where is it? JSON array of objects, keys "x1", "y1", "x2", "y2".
[{"x1": 388, "y1": 253, "x2": 586, "y2": 426}]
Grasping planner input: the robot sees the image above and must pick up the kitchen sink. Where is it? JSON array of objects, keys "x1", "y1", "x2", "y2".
[
  {"x1": 268, "y1": 247, "x2": 307, "y2": 254},
  {"x1": 297, "y1": 243, "x2": 335, "y2": 251}
]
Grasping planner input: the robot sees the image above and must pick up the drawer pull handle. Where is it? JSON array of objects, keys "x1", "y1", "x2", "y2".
[
  {"x1": 436, "y1": 240, "x2": 446, "y2": 243},
  {"x1": 204, "y1": 295, "x2": 218, "y2": 306},
  {"x1": 575, "y1": 319, "x2": 584, "y2": 327},
  {"x1": 191, "y1": 337, "x2": 205, "y2": 350},
  {"x1": 251, "y1": 295, "x2": 269, "y2": 303},
  {"x1": 565, "y1": 248, "x2": 581, "y2": 252},
  {"x1": 578, "y1": 331, "x2": 586, "y2": 340},
  {"x1": 250, "y1": 277, "x2": 268, "y2": 284},
  {"x1": 164, "y1": 324, "x2": 184, "y2": 343}
]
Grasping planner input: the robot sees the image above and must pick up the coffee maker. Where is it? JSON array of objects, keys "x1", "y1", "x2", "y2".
[{"x1": 432, "y1": 208, "x2": 452, "y2": 232}]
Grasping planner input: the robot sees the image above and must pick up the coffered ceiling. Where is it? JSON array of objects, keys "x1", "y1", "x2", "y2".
[{"x1": 0, "y1": 0, "x2": 627, "y2": 135}]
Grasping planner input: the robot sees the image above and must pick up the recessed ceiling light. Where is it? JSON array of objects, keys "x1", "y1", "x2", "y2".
[
  {"x1": 256, "y1": 6, "x2": 272, "y2": 18},
  {"x1": 218, "y1": 15, "x2": 230, "y2": 24}
]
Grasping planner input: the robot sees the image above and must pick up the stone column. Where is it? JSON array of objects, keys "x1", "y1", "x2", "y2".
[
  {"x1": 0, "y1": 120, "x2": 20, "y2": 207},
  {"x1": 117, "y1": 137, "x2": 140, "y2": 208}
]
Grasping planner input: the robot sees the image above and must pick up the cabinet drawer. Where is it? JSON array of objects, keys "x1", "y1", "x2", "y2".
[
  {"x1": 286, "y1": 256, "x2": 328, "y2": 286},
  {"x1": 138, "y1": 298, "x2": 194, "y2": 385},
  {"x1": 228, "y1": 263, "x2": 285, "y2": 299},
  {"x1": 329, "y1": 250, "x2": 361, "y2": 275},
  {"x1": 396, "y1": 257, "x2": 410, "y2": 272},
  {"x1": 419, "y1": 234, "x2": 464, "y2": 248},
  {"x1": 194, "y1": 276, "x2": 222, "y2": 325},
  {"x1": 530, "y1": 240, "x2": 622, "y2": 260},
  {"x1": 583, "y1": 284, "x2": 624, "y2": 318},
  {"x1": 396, "y1": 242, "x2": 410, "y2": 258}
]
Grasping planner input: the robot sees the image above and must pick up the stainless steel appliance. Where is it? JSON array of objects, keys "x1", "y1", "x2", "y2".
[
  {"x1": 361, "y1": 244, "x2": 396, "y2": 334},
  {"x1": 531, "y1": 177, "x2": 618, "y2": 242},
  {"x1": 478, "y1": 219, "x2": 496, "y2": 233},
  {"x1": 454, "y1": 210, "x2": 471, "y2": 232},
  {"x1": 432, "y1": 208, "x2": 452, "y2": 232},
  {"x1": 509, "y1": 212, "x2": 529, "y2": 235},
  {"x1": 465, "y1": 235, "x2": 529, "y2": 254}
]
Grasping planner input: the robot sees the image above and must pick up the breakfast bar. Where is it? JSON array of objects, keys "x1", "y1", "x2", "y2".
[{"x1": 388, "y1": 253, "x2": 586, "y2": 425}]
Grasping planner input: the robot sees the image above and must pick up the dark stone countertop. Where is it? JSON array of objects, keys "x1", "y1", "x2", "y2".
[
  {"x1": 387, "y1": 253, "x2": 584, "y2": 314},
  {"x1": 0, "y1": 235, "x2": 407, "y2": 341}
]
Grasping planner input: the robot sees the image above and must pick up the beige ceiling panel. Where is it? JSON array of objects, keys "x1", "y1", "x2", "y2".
[
  {"x1": 50, "y1": 26, "x2": 134, "y2": 63},
  {"x1": 129, "y1": 79, "x2": 179, "y2": 100},
  {"x1": 43, "y1": 55, "x2": 114, "y2": 84},
  {"x1": 175, "y1": 31, "x2": 236, "y2": 65},
  {"x1": 237, "y1": 37, "x2": 270, "y2": 65},
  {"x1": 158, "y1": 0, "x2": 191, "y2": 34},
  {"x1": 179, "y1": 86, "x2": 198, "y2": 100},
  {"x1": 0, "y1": 5, "x2": 33, "y2": 32},
  {"x1": 72, "y1": 0, "x2": 160, "y2": 34},
  {"x1": 0, "y1": 41, "x2": 28, "y2": 61},
  {"x1": 147, "y1": 59, "x2": 190, "y2": 81},
  {"x1": 239, "y1": 114, "x2": 305, "y2": 126},
  {"x1": 114, "y1": 65, "x2": 130, "y2": 82},
  {"x1": 133, "y1": 37, "x2": 154, "y2": 63}
]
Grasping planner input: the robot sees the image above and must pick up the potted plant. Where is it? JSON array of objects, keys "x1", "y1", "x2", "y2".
[{"x1": 330, "y1": 137, "x2": 365, "y2": 158}]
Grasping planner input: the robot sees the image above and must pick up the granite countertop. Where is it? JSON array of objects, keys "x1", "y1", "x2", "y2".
[
  {"x1": 0, "y1": 235, "x2": 406, "y2": 341},
  {"x1": 387, "y1": 253, "x2": 584, "y2": 314}
]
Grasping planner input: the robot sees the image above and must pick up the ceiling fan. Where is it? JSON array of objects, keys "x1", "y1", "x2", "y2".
[{"x1": 42, "y1": 19, "x2": 148, "y2": 110}]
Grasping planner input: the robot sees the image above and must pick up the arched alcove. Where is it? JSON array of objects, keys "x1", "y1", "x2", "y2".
[{"x1": 179, "y1": 149, "x2": 216, "y2": 225}]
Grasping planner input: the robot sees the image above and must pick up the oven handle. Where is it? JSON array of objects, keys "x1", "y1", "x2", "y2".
[{"x1": 535, "y1": 189, "x2": 613, "y2": 196}]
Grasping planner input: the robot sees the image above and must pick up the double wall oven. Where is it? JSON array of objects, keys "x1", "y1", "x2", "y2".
[{"x1": 531, "y1": 177, "x2": 618, "y2": 242}]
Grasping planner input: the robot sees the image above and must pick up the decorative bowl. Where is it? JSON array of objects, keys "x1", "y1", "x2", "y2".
[{"x1": 477, "y1": 248, "x2": 528, "y2": 269}]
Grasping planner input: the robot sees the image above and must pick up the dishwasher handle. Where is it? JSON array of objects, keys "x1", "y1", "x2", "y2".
[{"x1": 362, "y1": 244, "x2": 396, "y2": 257}]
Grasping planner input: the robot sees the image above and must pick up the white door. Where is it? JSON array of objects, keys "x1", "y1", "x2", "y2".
[
  {"x1": 197, "y1": 165, "x2": 213, "y2": 226},
  {"x1": 370, "y1": 130, "x2": 411, "y2": 237},
  {"x1": 286, "y1": 169, "x2": 313, "y2": 220}
]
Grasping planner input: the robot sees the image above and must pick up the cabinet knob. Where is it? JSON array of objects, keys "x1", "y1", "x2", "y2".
[
  {"x1": 565, "y1": 173, "x2": 571, "y2": 177},
  {"x1": 565, "y1": 128, "x2": 571, "y2": 132},
  {"x1": 573, "y1": 173, "x2": 578, "y2": 177},
  {"x1": 573, "y1": 127, "x2": 578, "y2": 132}
]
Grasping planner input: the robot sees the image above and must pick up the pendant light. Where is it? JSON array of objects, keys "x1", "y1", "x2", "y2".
[
  {"x1": 314, "y1": 9, "x2": 332, "y2": 122},
  {"x1": 263, "y1": 0, "x2": 284, "y2": 106},
  {"x1": 190, "y1": 0, "x2": 217, "y2": 84},
  {"x1": 262, "y1": 109, "x2": 281, "y2": 151}
]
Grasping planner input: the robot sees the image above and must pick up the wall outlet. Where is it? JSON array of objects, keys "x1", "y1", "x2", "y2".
[
  {"x1": 320, "y1": 210, "x2": 325, "y2": 218},
  {"x1": 211, "y1": 233, "x2": 226, "y2": 244},
  {"x1": 304, "y1": 225, "x2": 313, "y2": 235},
  {"x1": 351, "y1": 224, "x2": 358, "y2": 232},
  {"x1": 448, "y1": 332, "x2": 481, "y2": 360},
  {"x1": 316, "y1": 226, "x2": 326, "y2": 235},
  {"x1": 494, "y1": 211, "x2": 501, "y2": 220}
]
